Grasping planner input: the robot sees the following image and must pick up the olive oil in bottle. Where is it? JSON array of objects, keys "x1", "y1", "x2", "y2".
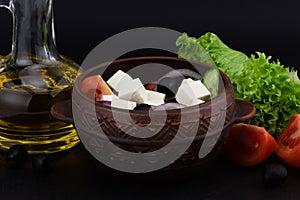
[{"x1": 0, "y1": 0, "x2": 80, "y2": 153}]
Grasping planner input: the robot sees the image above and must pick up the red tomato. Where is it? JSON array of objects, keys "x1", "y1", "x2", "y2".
[
  {"x1": 145, "y1": 82, "x2": 157, "y2": 91},
  {"x1": 276, "y1": 114, "x2": 300, "y2": 168},
  {"x1": 80, "y1": 75, "x2": 113, "y2": 101},
  {"x1": 222, "y1": 124, "x2": 278, "y2": 166}
]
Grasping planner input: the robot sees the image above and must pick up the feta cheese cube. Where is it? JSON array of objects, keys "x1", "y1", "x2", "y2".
[
  {"x1": 108, "y1": 72, "x2": 166, "y2": 107},
  {"x1": 175, "y1": 86, "x2": 197, "y2": 106},
  {"x1": 130, "y1": 87, "x2": 149, "y2": 104},
  {"x1": 144, "y1": 90, "x2": 165, "y2": 106},
  {"x1": 144, "y1": 100, "x2": 164, "y2": 106},
  {"x1": 118, "y1": 78, "x2": 147, "y2": 103},
  {"x1": 147, "y1": 90, "x2": 165, "y2": 101},
  {"x1": 182, "y1": 78, "x2": 211, "y2": 100},
  {"x1": 100, "y1": 95, "x2": 115, "y2": 101},
  {"x1": 193, "y1": 80, "x2": 211, "y2": 101},
  {"x1": 111, "y1": 96, "x2": 137, "y2": 110},
  {"x1": 175, "y1": 78, "x2": 210, "y2": 106},
  {"x1": 107, "y1": 70, "x2": 132, "y2": 92}
]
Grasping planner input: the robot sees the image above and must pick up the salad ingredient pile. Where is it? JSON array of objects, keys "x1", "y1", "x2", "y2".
[{"x1": 82, "y1": 69, "x2": 215, "y2": 110}]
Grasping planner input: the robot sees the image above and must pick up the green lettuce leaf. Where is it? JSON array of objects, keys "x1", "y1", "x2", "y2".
[
  {"x1": 176, "y1": 32, "x2": 300, "y2": 137},
  {"x1": 176, "y1": 33, "x2": 216, "y2": 66}
]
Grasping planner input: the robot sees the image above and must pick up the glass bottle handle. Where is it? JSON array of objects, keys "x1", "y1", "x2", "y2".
[{"x1": 0, "y1": 0, "x2": 10, "y2": 8}]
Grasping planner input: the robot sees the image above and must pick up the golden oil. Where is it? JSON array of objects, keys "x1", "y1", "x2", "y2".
[{"x1": 0, "y1": 59, "x2": 80, "y2": 153}]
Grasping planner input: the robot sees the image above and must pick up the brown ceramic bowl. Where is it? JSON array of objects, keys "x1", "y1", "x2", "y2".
[{"x1": 52, "y1": 56, "x2": 255, "y2": 172}]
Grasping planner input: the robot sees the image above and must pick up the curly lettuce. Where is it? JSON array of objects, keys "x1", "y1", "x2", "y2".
[{"x1": 176, "y1": 32, "x2": 300, "y2": 137}]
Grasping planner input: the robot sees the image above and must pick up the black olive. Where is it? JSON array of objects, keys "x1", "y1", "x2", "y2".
[
  {"x1": 134, "y1": 104, "x2": 151, "y2": 111},
  {"x1": 32, "y1": 153, "x2": 54, "y2": 173},
  {"x1": 157, "y1": 76, "x2": 184, "y2": 100},
  {"x1": 263, "y1": 164, "x2": 288, "y2": 187},
  {"x1": 5, "y1": 145, "x2": 28, "y2": 168}
]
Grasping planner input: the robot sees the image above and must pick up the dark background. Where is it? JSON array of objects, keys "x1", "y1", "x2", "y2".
[
  {"x1": 56, "y1": 0, "x2": 300, "y2": 70},
  {"x1": 1, "y1": 0, "x2": 300, "y2": 199},
  {"x1": 1, "y1": 0, "x2": 300, "y2": 69}
]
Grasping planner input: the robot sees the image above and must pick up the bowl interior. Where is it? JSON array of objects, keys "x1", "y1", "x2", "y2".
[{"x1": 77, "y1": 56, "x2": 228, "y2": 113}]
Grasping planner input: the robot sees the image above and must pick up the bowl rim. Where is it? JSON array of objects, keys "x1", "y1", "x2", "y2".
[{"x1": 74, "y1": 56, "x2": 233, "y2": 114}]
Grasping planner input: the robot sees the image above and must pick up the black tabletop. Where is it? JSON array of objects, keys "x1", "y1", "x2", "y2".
[
  {"x1": 1, "y1": 143, "x2": 300, "y2": 200},
  {"x1": 1, "y1": 0, "x2": 300, "y2": 199}
]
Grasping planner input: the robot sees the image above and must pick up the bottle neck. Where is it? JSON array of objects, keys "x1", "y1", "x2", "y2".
[{"x1": 11, "y1": 0, "x2": 59, "y2": 66}]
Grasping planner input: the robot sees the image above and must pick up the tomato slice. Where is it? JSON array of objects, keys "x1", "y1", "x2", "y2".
[
  {"x1": 276, "y1": 114, "x2": 300, "y2": 168},
  {"x1": 80, "y1": 75, "x2": 113, "y2": 101},
  {"x1": 222, "y1": 124, "x2": 278, "y2": 166}
]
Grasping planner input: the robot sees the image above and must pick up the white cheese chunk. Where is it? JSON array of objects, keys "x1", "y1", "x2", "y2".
[
  {"x1": 107, "y1": 70, "x2": 132, "y2": 92},
  {"x1": 130, "y1": 87, "x2": 149, "y2": 104},
  {"x1": 182, "y1": 78, "x2": 211, "y2": 100},
  {"x1": 175, "y1": 87, "x2": 197, "y2": 106},
  {"x1": 147, "y1": 90, "x2": 165, "y2": 101},
  {"x1": 108, "y1": 72, "x2": 166, "y2": 107},
  {"x1": 144, "y1": 90, "x2": 165, "y2": 106},
  {"x1": 175, "y1": 78, "x2": 210, "y2": 106},
  {"x1": 100, "y1": 95, "x2": 115, "y2": 101},
  {"x1": 193, "y1": 80, "x2": 211, "y2": 100},
  {"x1": 144, "y1": 100, "x2": 164, "y2": 106},
  {"x1": 118, "y1": 78, "x2": 146, "y2": 103},
  {"x1": 111, "y1": 96, "x2": 136, "y2": 110}
]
